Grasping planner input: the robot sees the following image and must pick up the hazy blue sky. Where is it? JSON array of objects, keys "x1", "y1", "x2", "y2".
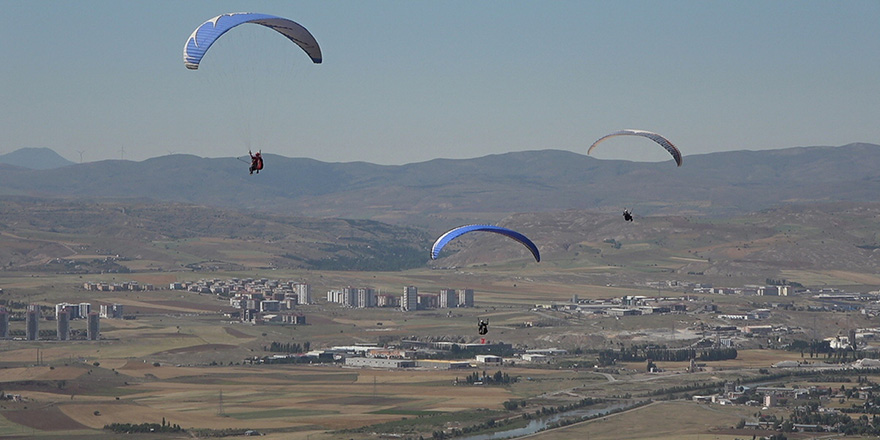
[{"x1": 2, "y1": 1, "x2": 878, "y2": 165}]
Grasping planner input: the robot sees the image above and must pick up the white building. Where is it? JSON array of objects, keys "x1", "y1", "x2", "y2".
[
  {"x1": 345, "y1": 357, "x2": 416, "y2": 368},
  {"x1": 439, "y1": 288, "x2": 457, "y2": 308},
  {"x1": 475, "y1": 355, "x2": 502, "y2": 365},
  {"x1": 295, "y1": 283, "x2": 311, "y2": 305},
  {"x1": 357, "y1": 288, "x2": 376, "y2": 308},
  {"x1": 521, "y1": 354, "x2": 548, "y2": 362},
  {"x1": 342, "y1": 287, "x2": 358, "y2": 307},
  {"x1": 99, "y1": 303, "x2": 124, "y2": 319},
  {"x1": 458, "y1": 288, "x2": 474, "y2": 307},
  {"x1": 78, "y1": 303, "x2": 91, "y2": 318},
  {"x1": 327, "y1": 289, "x2": 342, "y2": 303}
]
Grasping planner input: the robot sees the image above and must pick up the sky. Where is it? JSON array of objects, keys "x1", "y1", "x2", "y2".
[{"x1": 1, "y1": 1, "x2": 879, "y2": 165}]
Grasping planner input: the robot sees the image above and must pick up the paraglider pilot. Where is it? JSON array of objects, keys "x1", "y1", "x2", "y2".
[
  {"x1": 623, "y1": 209, "x2": 633, "y2": 222},
  {"x1": 249, "y1": 150, "x2": 263, "y2": 175},
  {"x1": 478, "y1": 319, "x2": 489, "y2": 335}
]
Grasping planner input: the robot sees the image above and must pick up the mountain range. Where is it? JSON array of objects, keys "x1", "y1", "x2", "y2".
[{"x1": 2, "y1": 143, "x2": 879, "y2": 230}]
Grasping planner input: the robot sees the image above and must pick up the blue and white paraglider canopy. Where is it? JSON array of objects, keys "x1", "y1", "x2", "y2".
[
  {"x1": 431, "y1": 224, "x2": 541, "y2": 262},
  {"x1": 184, "y1": 12, "x2": 322, "y2": 70}
]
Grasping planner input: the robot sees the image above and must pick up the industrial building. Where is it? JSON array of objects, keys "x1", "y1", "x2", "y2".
[
  {"x1": 416, "y1": 360, "x2": 471, "y2": 370},
  {"x1": 475, "y1": 355, "x2": 502, "y2": 365},
  {"x1": 344, "y1": 357, "x2": 416, "y2": 368}
]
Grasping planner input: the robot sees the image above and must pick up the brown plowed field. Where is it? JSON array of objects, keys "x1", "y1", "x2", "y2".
[{"x1": 2, "y1": 404, "x2": 90, "y2": 431}]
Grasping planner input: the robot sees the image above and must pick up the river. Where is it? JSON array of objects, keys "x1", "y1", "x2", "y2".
[{"x1": 455, "y1": 401, "x2": 632, "y2": 440}]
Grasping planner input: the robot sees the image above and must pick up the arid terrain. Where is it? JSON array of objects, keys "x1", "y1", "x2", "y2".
[{"x1": 2, "y1": 199, "x2": 880, "y2": 439}]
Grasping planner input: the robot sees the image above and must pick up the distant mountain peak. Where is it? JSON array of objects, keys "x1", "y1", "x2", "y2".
[{"x1": 0, "y1": 147, "x2": 75, "y2": 170}]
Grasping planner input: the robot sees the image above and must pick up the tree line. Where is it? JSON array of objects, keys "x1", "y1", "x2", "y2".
[
  {"x1": 597, "y1": 346, "x2": 737, "y2": 365},
  {"x1": 104, "y1": 418, "x2": 183, "y2": 434},
  {"x1": 459, "y1": 370, "x2": 516, "y2": 385},
  {"x1": 265, "y1": 341, "x2": 310, "y2": 353}
]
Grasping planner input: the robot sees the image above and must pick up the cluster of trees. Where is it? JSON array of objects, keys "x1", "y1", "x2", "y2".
[
  {"x1": 460, "y1": 370, "x2": 516, "y2": 385},
  {"x1": 779, "y1": 404, "x2": 880, "y2": 435},
  {"x1": 837, "y1": 381, "x2": 880, "y2": 415},
  {"x1": 537, "y1": 401, "x2": 651, "y2": 437},
  {"x1": 265, "y1": 341, "x2": 310, "y2": 353},
  {"x1": 431, "y1": 398, "x2": 604, "y2": 440},
  {"x1": 0, "y1": 300, "x2": 53, "y2": 318},
  {"x1": 597, "y1": 345, "x2": 736, "y2": 365},
  {"x1": 104, "y1": 418, "x2": 183, "y2": 434},
  {"x1": 0, "y1": 299, "x2": 31, "y2": 310},
  {"x1": 448, "y1": 398, "x2": 611, "y2": 440},
  {"x1": 768, "y1": 382, "x2": 880, "y2": 435},
  {"x1": 534, "y1": 398, "x2": 599, "y2": 416},
  {"x1": 603, "y1": 238, "x2": 622, "y2": 249},
  {"x1": 728, "y1": 374, "x2": 880, "y2": 436},
  {"x1": 430, "y1": 416, "x2": 507, "y2": 440},
  {"x1": 765, "y1": 278, "x2": 803, "y2": 287},
  {"x1": 786, "y1": 339, "x2": 833, "y2": 355},
  {"x1": 649, "y1": 380, "x2": 726, "y2": 397},
  {"x1": 787, "y1": 338, "x2": 880, "y2": 363},
  {"x1": 5, "y1": 329, "x2": 94, "y2": 339}
]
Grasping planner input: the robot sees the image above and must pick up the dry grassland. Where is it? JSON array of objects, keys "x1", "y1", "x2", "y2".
[
  {"x1": 780, "y1": 269, "x2": 876, "y2": 286},
  {"x1": 711, "y1": 349, "x2": 807, "y2": 369},
  {"x1": 96, "y1": 297, "x2": 214, "y2": 314},
  {"x1": 0, "y1": 366, "x2": 84, "y2": 382},
  {"x1": 47, "y1": 366, "x2": 516, "y2": 431},
  {"x1": 332, "y1": 318, "x2": 400, "y2": 327},
  {"x1": 0, "y1": 354, "x2": 527, "y2": 432}
]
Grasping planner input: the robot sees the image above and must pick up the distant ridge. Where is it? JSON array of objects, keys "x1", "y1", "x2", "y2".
[
  {"x1": 1, "y1": 143, "x2": 879, "y2": 228},
  {"x1": 0, "y1": 147, "x2": 75, "y2": 170}
]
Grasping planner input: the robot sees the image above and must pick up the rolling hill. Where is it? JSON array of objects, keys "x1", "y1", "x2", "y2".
[
  {"x1": 0, "y1": 198, "x2": 430, "y2": 272},
  {"x1": 434, "y1": 202, "x2": 880, "y2": 288},
  {"x1": 1, "y1": 143, "x2": 880, "y2": 229},
  {"x1": 2, "y1": 197, "x2": 879, "y2": 287},
  {"x1": 0, "y1": 147, "x2": 75, "y2": 170}
]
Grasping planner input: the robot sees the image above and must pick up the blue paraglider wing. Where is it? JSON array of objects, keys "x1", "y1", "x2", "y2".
[
  {"x1": 184, "y1": 12, "x2": 322, "y2": 70},
  {"x1": 587, "y1": 129, "x2": 682, "y2": 167},
  {"x1": 431, "y1": 225, "x2": 541, "y2": 262}
]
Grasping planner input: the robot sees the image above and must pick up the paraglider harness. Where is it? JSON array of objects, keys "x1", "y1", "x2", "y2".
[
  {"x1": 623, "y1": 209, "x2": 633, "y2": 222},
  {"x1": 249, "y1": 150, "x2": 263, "y2": 175},
  {"x1": 478, "y1": 319, "x2": 489, "y2": 335}
]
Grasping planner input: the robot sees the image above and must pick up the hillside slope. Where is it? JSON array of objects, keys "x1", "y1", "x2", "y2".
[{"x1": 1, "y1": 144, "x2": 879, "y2": 228}]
